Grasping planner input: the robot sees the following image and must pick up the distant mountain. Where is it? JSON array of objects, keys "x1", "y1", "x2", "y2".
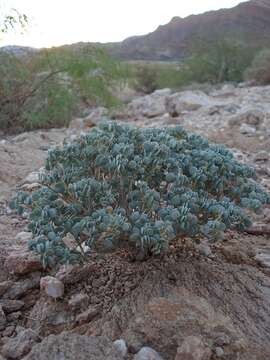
[
  {"x1": 0, "y1": 45, "x2": 37, "y2": 58},
  {"x1": 107, "y1": 0, "x2": 270, "y2": 61}
]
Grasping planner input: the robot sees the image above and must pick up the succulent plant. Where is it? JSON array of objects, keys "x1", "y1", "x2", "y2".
[{"x1": 10, "y1": 121, "x2": 270, "y2": 267}]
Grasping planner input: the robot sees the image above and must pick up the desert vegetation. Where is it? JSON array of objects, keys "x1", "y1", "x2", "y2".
[
  {"x1": 245, "y1": 48, "x2": 270, "y2": 85},
  {"x1": 0, "y1": 45, "x2": 129, "y2": 133},
  {"x1": 11, "y1": 121, "x2": 269, "y2": 267},
  {"x1": 133, "y1": 40, "x2": 258, "y2": 93}
]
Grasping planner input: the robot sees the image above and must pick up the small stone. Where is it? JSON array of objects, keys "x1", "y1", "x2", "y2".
[
  {"x1": 215, "y1": 347, "x2": 224, "y2": 357},
  {"x1": 214, "y1": 334, "x2": 231, "y2": 347},
  {"x1": 113, "y1": 339, "x2": 128, "y2": 358},
  {"x1": 253, "y1": 151, "x2": 269, "y2": 162},
  {"x1": 7, "y1": 311, "x2": 22, "y2": 322},
  {"x1": 196, "y1": 242, "x2": 213, "y2": 257},
  {"x1": 68, "y1": 293, "x2": 89, "y2": 311},
  {"x1": 0, "y1": 300, "x2": 24, "y2": 313},
  {"x1": 0, "y1": 280, "x2": 13, "y2": 297},
  {"x1": 75, "y1": 307, "x2": 100, "y2": 325},
  {"x1": 69, "y1": 117, "x2": 84, "y2": 130},
  {"x1": 40, "y1": 276, "x2": 64, "y2": 299},
  {"x1": 5, "y1": 246, "x2": 42, "y2": 275},
  {"x1": 175, "y1": 336, "x2": 212, "y2": 360},
  {"x1": 134, "y1": 347, "x2": 164, "y2": 360},
  {"x1": 255, "y1": 252, "x2": 270, "y2": 268},
  {"x1": 15, "y1": 231, "x2": 32, "y2": 244},
  {"x1": 2, "y1": 325, "x2": 16, "y2": 337},
  {"x1": 3, "y1": 272, "x2": 41, "y2": 299},
  {"x1": 1, "y1": 328, "x2": 39, "y2": 359},
  {"x1": 0, "y1": 305, "x2": 7, "y2": 329},
  {"x1": 23, "y1": 172, "x2": 40, "y2": 184}
]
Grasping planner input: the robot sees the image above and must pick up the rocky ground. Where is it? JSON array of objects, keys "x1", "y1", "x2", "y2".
[{"x1": 1, "y1": 84, "x2": 270, "y2": 359}]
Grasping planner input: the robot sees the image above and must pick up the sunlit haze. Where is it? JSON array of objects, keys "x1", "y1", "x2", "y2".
[{"x1": 1, "y1": 0, "x2": 246, "y2": 48}]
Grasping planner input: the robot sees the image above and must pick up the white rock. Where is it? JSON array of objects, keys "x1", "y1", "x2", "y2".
[
  {"x1": 215, "y1": 347, "x2": 225, "y2": 357},
  {"x1": 255, "y1": 252, "x2": 270, "y2": 268},
  {"x1": 15, "y1": 231, "x2": 32, "y2": 244},
  {"x1": 21, "y1": 183, "x2": 41, "y2": 191},
  {"x1": 113, "y1": 339, "x2": 128, "y2": 358},
  {"x1": 23, "y1": 172, "x2": 40, "y2": 184},
  {"x1": 40, "y1": 276, "x2": 64, "y2": 299},
  {"x1": 239, "y1": 123, "x2": 256, "y2": 135},
  {"x1": 166, "y1": 90, "x2": 212, "y2": 116},
  {"x1": 253, "y1": 151, "x2": 269, "y2": 162},
  {"x1": 134, "y1": 347, "x2": 164, "y2": 360}
]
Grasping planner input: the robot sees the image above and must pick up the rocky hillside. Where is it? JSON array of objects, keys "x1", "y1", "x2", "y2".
[
  {"x1": 1, "y1": 84, "x2": 270, "y2": 359},
  {"x1": 108, "y1": 0, "x2": 270, "y2": 60}
]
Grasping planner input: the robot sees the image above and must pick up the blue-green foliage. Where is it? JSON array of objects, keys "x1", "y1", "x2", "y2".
[{"x1": 10, "y1": 121, "x2": 270, "y2": 267}]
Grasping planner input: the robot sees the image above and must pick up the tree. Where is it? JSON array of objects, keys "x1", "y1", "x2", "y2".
[
  {"x1": 184, "y1": 39, "x2": 256, "y2": 84},
  {"x1": 244, "y1": 49, "x2": 270, "y2": 85},
  {"x1": 0, "y1": 7, "x2": 27, "y2": 34}
]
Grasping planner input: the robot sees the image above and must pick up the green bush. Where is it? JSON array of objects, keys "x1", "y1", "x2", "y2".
[
  {"x1": 11, "y1": 121, "x2": 269, "y2": 267},
  {"x1": 183, "y1": 40, "x2": 256, "y2": 84},
  {"x1": 0, "y1": 46, "x2": 129, "y2": 132},
  {"x1": 245, "y1": 49, "x2": 270, "y2": 85},
  {"x1": 133, "y1": 65, "x2": 158, "y2": 94}
]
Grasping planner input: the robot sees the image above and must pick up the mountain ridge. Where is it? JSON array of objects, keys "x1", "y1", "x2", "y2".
[{"x1": 107, "y1": 0, "x2": 270, "y2": 60}]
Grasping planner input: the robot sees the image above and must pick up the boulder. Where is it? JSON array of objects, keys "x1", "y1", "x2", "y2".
[
  {"x1": 127, "y1": 92, "x2": 167, "y2": 119},
  {"x1": 69, "y1": 117, "x2": 85, "y2": 130},
  {"x1": 23, "y1": 333, "x2": 123, "y2": 360},
  {"x1": 228, "y1": 109, "x2": 265, "y2": 128},
  {"x1": 166, "y1": 91, "x2": 211, "y2": 117},
  {"x1": 5, "y1": 246, "x2": 42, "y2": 275},
  {"x1": 3, "y1": 272, "x2": 40, "y2": 299},
  {"x1": 134, "y1": 347, "x2": 164, "y2": 360},
  {"x1": 75, "y1": 307, "x2": 100, "y2": 325},
  {"x1": 1, "y1": 328, "x2": 39, "y2": 359},
  {"x1": 40, "y1": 276, "x2": 64, "y2": 299},
  {"x1": 84, "y1": 107, "x2": 109, "y2": 125},
  {"x1": 69, "y1": 107, "x2": 108, "y2": 130},
  {"x1": 175, "y1": 336, "x2": 212, "y2": 360},
  {"x1": 68, "y1": 293, "x2": 89, "y2": 311}
]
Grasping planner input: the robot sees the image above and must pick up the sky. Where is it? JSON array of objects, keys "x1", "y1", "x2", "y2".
[{"x1": 1, "y1": 0, "x2": 246, "y2": 48}]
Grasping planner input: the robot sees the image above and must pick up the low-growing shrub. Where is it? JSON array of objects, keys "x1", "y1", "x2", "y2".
[
  {"x1": 11, "y1": 121, "x2": 269, "y2": 267},
  {"x1": 245, "y1": 49, "x2": 270, "y2": 85},
  {"x1": 133, "y1": 65, "x2": 158, "y2": 94}
]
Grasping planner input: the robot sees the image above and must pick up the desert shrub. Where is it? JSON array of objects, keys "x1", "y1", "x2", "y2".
[
  {"x1": 11, "y1": 121, "x2": 269, "y2": 267},
  {"x1": 0, "y1": 46, "x2": 129, "y2": 132},
  {"x1": 245, "y1": 49, "x2": 270, "y2": 85},
  {"x1": 133, "y1": 65, "x2": 158, "y2": 94},
  {"x1": 184, "y1": 39, "x2": 255, "y2": 84}
]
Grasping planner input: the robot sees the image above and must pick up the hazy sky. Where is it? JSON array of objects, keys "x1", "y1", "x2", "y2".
[{"x1": 1, "y1": 0, "x2": 246, "y2": 48}]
